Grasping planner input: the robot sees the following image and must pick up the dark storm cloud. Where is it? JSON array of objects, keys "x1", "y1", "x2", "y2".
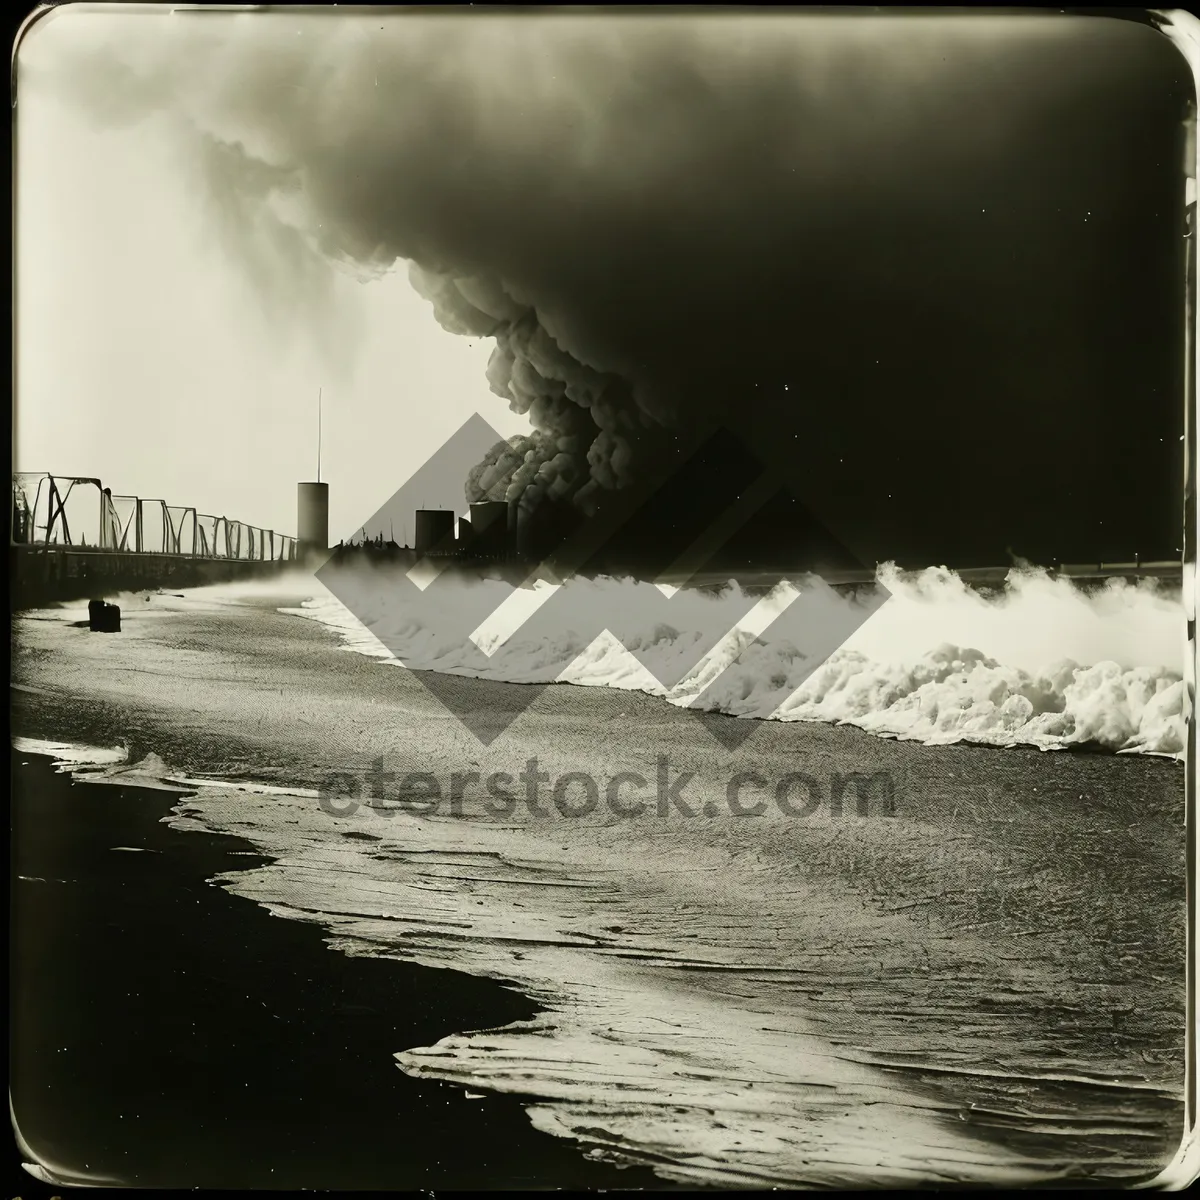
[{"x1": 29, "y1": 9, "x2": 1193, "y2": 564}]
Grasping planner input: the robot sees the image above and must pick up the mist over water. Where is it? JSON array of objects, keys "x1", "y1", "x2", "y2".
[{"x1": 282, "y1": 563, "x2": 1188, "y2": 759}]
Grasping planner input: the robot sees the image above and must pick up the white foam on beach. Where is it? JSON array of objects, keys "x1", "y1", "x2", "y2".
[
  {"x1": 280, "y1": 564, "x2": 1188, "y2": 759},
  {"x1": 12, "y1": 740, "x2": 198, "y2": 791},
  {"x1": 165, "y1": 775, "x2": 321, "y2": 799},
  {"x1": 13, "y1": 737, "x2": 130, "y2": 768},
  {"x1": 13, "y1": 737, "x2": 324, "y2": 799}
]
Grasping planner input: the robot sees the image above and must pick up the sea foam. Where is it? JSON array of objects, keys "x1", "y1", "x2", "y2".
[{"x1": 280, "y1": 563, "x2": 1187, "y2": 759}]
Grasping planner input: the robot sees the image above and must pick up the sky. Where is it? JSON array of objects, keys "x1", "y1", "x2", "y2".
[
  {"x1": 15, "y1": 15, "x2": 532, "y2": 543},
  {"x1": 14, "y1": 7, "x2": 1196, "y2": 568}
]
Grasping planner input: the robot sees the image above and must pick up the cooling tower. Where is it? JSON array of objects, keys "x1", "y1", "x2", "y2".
[
  {"x1": 469, "y1": 500, "x2": 509, "y2": 559},
  {"x1": 469, "y1": 500, "x2": 507, "y2": 534},
  {"x1": 415, "y1": 509, "x2": 456, "y2": 557}
]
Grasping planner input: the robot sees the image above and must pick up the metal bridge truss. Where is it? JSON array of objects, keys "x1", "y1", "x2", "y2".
[{"x1": 12, "y1": 473, "x2": 297, "y2": 562}]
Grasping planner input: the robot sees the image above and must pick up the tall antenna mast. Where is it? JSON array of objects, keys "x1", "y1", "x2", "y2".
[{"x1": 317, "y1": 387, "x2": 323, "y2": 483}]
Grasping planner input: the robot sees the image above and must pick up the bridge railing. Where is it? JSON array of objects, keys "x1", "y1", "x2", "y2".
[
  {"x1": 12, "y1": 472, "x2": 296, "y2": 562},
  {"x1": 12, "y1": 472, "x2": 106, "y2": 549}
]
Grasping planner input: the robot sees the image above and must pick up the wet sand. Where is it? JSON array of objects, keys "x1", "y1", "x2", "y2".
[
  {"x1": 10, "y1": 586, "x2": 1189, "y2": 1187},
  {"x1": 10, "y1": 751, "x2": 662, "y2": 1190}
]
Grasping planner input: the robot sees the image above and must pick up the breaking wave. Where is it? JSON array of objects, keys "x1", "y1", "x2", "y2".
[{"x1": 282, "y1": 564, "x2": 1188, "y2": 759}]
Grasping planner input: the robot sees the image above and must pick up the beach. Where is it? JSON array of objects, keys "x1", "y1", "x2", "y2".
[
  {"x1": 11, "y1": 753, "x2": 659, "y2": 1190},
  {"x1": 10, "y1": 582, "x2": 1188, "y2": 1188}
]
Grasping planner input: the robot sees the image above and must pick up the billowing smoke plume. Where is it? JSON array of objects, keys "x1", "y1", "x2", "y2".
[
  {"x1": 407, "y1": 263, "x2": 654, "y2": 515},
  {"x1": 22, "y1": 9, "x2": 1187, "y2": 562}
]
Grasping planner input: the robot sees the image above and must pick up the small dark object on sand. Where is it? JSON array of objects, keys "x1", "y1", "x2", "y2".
[{"x1": 88, "y1": 600, "x2": 121, "y2": 633}]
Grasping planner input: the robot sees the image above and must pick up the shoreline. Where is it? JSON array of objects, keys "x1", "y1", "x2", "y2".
[
  {"x1": 11, "y1": 589, "x2": 1188, "y2": 1186},
  {"x1": 10, "y1": 748, "x2": 665, "y2": 1190}
]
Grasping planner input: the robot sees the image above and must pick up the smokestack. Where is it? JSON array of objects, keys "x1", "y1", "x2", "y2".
[
  {"x1": 297, "y1": 386, "x2": 330, "y2": 562},
  {"x1": 298, "y1": 481, "x2": 329, "y2": 560}
]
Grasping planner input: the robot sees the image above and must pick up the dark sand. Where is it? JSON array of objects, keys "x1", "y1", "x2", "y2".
[{"x1": 10, "y1": 751, "x2": 661, "y2": 1189}]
